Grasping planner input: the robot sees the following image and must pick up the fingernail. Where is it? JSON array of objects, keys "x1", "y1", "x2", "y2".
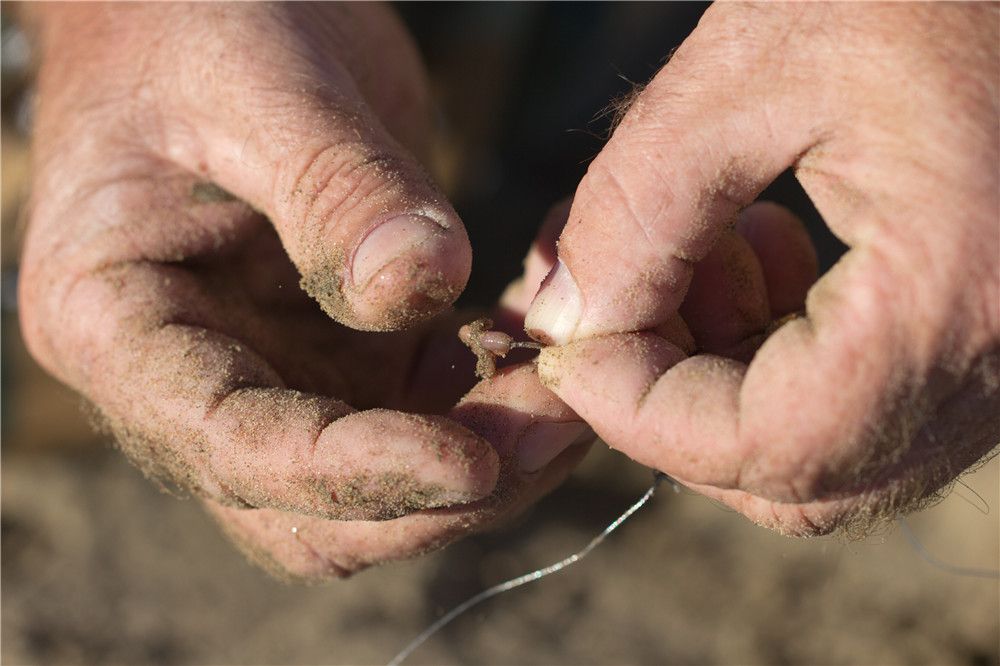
[
  {"x1": 524, "y1": 260, "x2": 583, "y2": 345},
  {"x1": 351, "y1": 214, "x2": 445, "y2": 288},
  {"x1": 517, "y1": 420, "x2": 589, "y2": 473}
]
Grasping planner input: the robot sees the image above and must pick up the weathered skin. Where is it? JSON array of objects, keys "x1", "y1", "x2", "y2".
[
  {"x1": 526, "y1": 3, "x2": 1000, "y2": 534},
  {"x1": 18, "y1": 3, "x2": 588, "y2": 581},
  {"x1": 18, "y1": 2, "x2": 1000, "y2": 581}
]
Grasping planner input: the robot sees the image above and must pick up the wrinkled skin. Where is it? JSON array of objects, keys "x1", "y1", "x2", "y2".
[
  {"x1": 526, "y1": 3, "x2": 1000, "y2": 534},
  {"x1": 19, "y1": 2, "x2": 1000, "y2": 583},
  {"x1": 19, "y1": 3, "x2": 588, "y2": 582}
]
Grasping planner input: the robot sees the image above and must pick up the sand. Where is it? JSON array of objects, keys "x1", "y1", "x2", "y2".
[{"x1": 3, "y1": 437, "x2": 997, "y2": 665}]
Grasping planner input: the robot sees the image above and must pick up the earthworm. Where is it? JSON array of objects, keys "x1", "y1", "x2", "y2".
[{"x1": 459, "y1": 317, "x2": 544, "y2": 380}]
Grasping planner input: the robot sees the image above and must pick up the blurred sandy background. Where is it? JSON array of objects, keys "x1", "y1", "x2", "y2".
[{"x1": 2, "y1": 4, "x2": 998, "y2": 665}]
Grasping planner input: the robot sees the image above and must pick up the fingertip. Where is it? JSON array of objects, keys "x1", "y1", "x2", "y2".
[
  {"x1": 536, "y1": 333, "x2": 687, "y2": 428},
  {"x1": 353, "y1": 224, "x2": 471, "y2": 331},
  {"x1": 350, "y1": 214, "x2": 458, "y2": 289},
  {"x1": 448, "y1": 362, "x2": 590, "y2": 517},
  {"x1": 736, "y1": 201, "x2": 819, "y2": 317},
  {"x1": 524, "y1": 259, "x2": 584, "y2": 345},
  {"x1": 537, "y1": 334, "x2": 753, "y2": 489},
  {"x1": 313, "y1": 410, "x2": 499, "y2": 520},
  {"x1": 302, "y1": 212, "x2": 471, "y2": 332},
  {"x1": 210, "y1": 391, "x2": 499, "y2": 522},
  {"x1": 450, "y1": 363, "x2": 577, "y2": 459},
  {"x1": 678, "y1": 230, "x2": 770, "y2": 354}
]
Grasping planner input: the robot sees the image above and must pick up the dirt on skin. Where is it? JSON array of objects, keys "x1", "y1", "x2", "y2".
[
  {"x1": 324, "y1": 473, "x2": 451, "y2": 521},
  {"x1": 300, "y1": 256, "x2": 461, "y2": 333},
  {"x1": 287, "y1": 145, "x2": 464, "y2": 335}
]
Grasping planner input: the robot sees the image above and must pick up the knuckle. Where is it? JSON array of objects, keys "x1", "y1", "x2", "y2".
[
  {"x1": 16, "y1": 256, "x2": 101, "y2": 387},
  {"x1": 278, "y1": 139, "x2": 417, "y2": 251},
  {"x1": 247, "y1": 535, "x2": 364, "y2": 583},
  {"x1": 750, "y1": 498, "x2": 841, "y2": 537},
  {"x1": 779, "y1": 505, "x2": 840, "y2": 538},
  {"x1": 278, "y1": 553, "x2": 361, "y2": 582},
  {"x1": 17, "y1": 220, "x2": 70, "y2": 373}
]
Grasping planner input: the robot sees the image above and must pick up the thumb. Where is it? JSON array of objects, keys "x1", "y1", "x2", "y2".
[
  {"x1": 525, "y1": 7, "x2": 821, "y2": 344},
  {"x1": 162, "y1": 27, "x2": 470, "y2": 331}
]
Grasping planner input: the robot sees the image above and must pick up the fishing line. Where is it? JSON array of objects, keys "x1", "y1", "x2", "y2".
[
  {"x1": 897, "y1": 516, "x2": 1000, "y2": 579},
  {"x1": 388, "y1": 451, "x2": 996, "y2": 664},
  {"x1": 387, "y1": 472, "x2": 671, "y2": 666}
]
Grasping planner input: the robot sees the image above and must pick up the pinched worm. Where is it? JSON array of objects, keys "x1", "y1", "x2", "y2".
[{"x1": 459, "y1": 317, "x2": 544, "y2": 380}]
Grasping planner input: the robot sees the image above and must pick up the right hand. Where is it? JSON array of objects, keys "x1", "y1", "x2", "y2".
[{"x1": 525, "y1": 3, "x2": 1000, "y2": 534}]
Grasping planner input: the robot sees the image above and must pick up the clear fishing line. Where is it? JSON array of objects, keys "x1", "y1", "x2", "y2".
[
  {"x1": 897, "y1": 516, "x2": 1000, "y2": 579},
  {"x1": 388, "y1": 471, "x2": 998, "y2": 666},
  {"x1": 388, "y1": 472, "x2": 670, "y2": 666}
]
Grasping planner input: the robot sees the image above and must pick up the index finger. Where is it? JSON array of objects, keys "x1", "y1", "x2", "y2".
[{"x1": 524, "y1": 5, "x2": 818, "y2": 345}]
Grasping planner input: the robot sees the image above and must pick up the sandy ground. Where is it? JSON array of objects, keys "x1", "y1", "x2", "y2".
[{"x1": 3, "y1": 395, "x2": 997, "y2": 665}]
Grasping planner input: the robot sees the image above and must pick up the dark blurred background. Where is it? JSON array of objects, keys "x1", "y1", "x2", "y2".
[
  {"x1": 397, "y1": 2, "x2": 845, "y2": 306},
  {"x1": 2, "y1": 4, "x2": 996, "y2": 665}
]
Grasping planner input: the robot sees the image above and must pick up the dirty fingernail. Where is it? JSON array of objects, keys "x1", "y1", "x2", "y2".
[
  {"x1": 525, "y1": 260, "x2": 583, "y2": 345},
  {"x1": 352, "y1": 214, "x2": 445, "y2": 288},
  {"x1": 517, "y1": 420, "x2": 590, "y2": 473}
]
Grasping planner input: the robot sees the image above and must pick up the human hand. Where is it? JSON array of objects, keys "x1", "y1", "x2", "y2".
[
  {"x1": 525, "y1": 3, "x2": 999, "y2": 534},
  {"x1": 19, "y1": 2, "x2": 588, "y2": 580}
]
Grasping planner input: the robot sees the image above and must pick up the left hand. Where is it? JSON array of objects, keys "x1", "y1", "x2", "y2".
[
  {"x1": 207, "y1": 203, "x2": 590, "y2": 581},
  {"x1": 17, "y1": 2, "x2": 588, "y2": 581}
]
